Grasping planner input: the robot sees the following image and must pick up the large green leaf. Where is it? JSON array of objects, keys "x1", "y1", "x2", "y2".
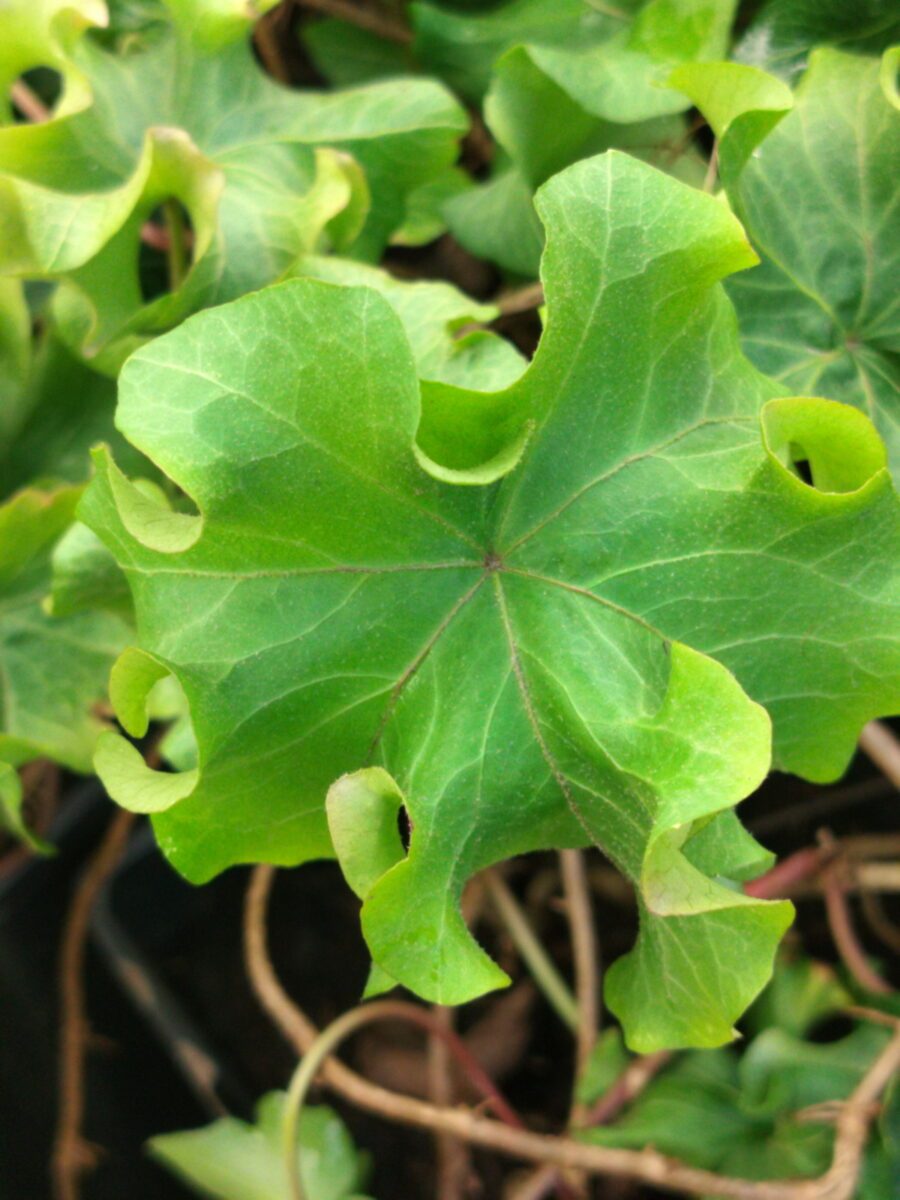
[
  {"x1": 83, "y1": 152, "x2": 900, "y2": 1050},
  {"x1": 678, "y1": 50, "x2": 900, "y2": 473},
  {"x1": 0, "y1": 0, "x2": 466, "y2": 369},
  {"x1": 0, "y1": 485, "x2": 130, "y2": 845},
  {"x1": 149, "y1": 1095, "x2": 373, "y2": 1200}
]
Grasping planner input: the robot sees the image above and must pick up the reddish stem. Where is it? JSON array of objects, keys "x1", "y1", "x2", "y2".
[
  {"x1": 744, "y1": 846, "x2": 829, "y2": 898},
  {"x1": 821, "y1": 866, "x2": 893, "y2": 997},
  {"x1": 582, "y1": 1051, "x2": 672, "y2": 1127},
  {"x1": 374, "y1": 1000, "x2": 525, "y2": 1130}
]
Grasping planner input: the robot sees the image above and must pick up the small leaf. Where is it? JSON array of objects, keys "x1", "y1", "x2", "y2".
[
  {"x1": 0, "y1": 760, "x2": 53, "y2": 852},
  {"x1": 412, "y1": 0, "x2": 614, "y2": 105},
  {"x1": 667, "y1": 60, "x2": 792, "y2": 189},
  {"x1": 149, "y1": 1093, "x2": 373, "y2": 1200},
  {"x1": 0, "y1": 485, "x2": 130, "y2": 780},
  {"x1": 743, "y1": 956, "x2": 851, "y2": 1040},
  {"x1": 303, "y1": 17, "x2": 412, "y2": 89},
  {"x1": 440, "y1": 0, "x2": 726, "y2": 275},
  {"x1": 296, "y1": 256, "x2": 525, "y2": 389}
]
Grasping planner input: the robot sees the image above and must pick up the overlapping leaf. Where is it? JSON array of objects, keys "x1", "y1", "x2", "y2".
[
  {"x1": 150, "y1": 1095, "x2": 373, "y2": 1200},
  {"x1": 734, "y1": 0, "x2": 900, "y2": 81},
  {"x1": 412, "y1": 0, "x2": 641, "y2": 106},
  {"x1": 583, "y1": 962, "x2": 898, "y2": 1195},
  {"x1": 304, "y1": 1, "x2": 732, "y2": 276},
  {"x1": 676, "y1": 50, "x2": 900, "y2": 472},
  {"x1": 0, "y1": 484, "x2": 130, "y2": 843},
  {"x1": 0, "y1": 279, "x2": 149, "y2": 496},
  {"x1": 82, "y1": 152, "x2": 900, "y2": 1050},
  {"x1": 0, "y1": 0, "x2": 466, "y2": 369},
  {"x1": 437, "y1": 0, "x2": 730, "y2": 275},
  {"x1": 296, "y1": 256, "x2": 526, "y2": 390}
]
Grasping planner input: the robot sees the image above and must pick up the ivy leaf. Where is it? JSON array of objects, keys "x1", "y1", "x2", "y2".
[
  {"x1": 306, "y1": 2, "x2": 728, "y2": 277},
  {"x1": 412, "y1": 0, "x2": 620, "y2": 105},
  {"x1": 83, "y1": 152, "x2": 900, "y2": 1050},
  {"x1": 149, "y1": 1094, "x2": 373, "y2": 1200},
  {"x1": 0, "y1": 760, "x2": 52, "y2": 852},
  {"x1": 296, "y1": 256, "x2": 525, "y2": 389},
  {"x1": 441, "y1": 0, "x2": 728, "y2": 277},
  {"x1": 0, "y1": 0, "x2": 466, "y2": 368},
  {"x1": 302, "y1": 17, "x2": 412, "y2": 89},
  {"x1": 0, "y1": 0, "x2": 107, "y2": 121},
  {"x1": 0, "y1": 280, "x2": 31, "y2": 454},
  {"x1": 0, "y1": 319, "x2": 152, "y2": 496},
  {"x1": 414, "y1": 0, "x2": 736, "y2": 118},
  {"x1": 0, "y1": 485, "x2": 130, "y2": 846},
  {"x1": 734, "y1": 0, "x2": 900, "y2": 82},
  {"x1": 507, "y1": 0, "x2": 737, "y2": 127},
  {"x1": 583, "y1": 1020, "x2": 893, "y2": 1185},
  {"x1": 677, "y1": 50, "x2": 900, "y2": 473},
  {"x1": 742, "y1": 955, "x2": 851, "y2": 1040}
]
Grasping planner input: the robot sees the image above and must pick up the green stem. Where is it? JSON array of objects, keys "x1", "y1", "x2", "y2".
[
  {"x1": 281, "y1": 998, "x2": 523, "y2": 1200},
  {"x1": 282, "y1": 1007, "x2": 361, "y2": 1200},
  {"x1": 163, "y1": 199, "x2": 188, "y2": 291},
  {"x1": 484, "y1": 868, "x2": 579, "y2": 1032}
]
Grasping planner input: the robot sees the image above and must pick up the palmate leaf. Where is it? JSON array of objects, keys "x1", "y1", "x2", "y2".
[
  {"x1": 675, "y1": 50, "x2": 900, "y2": 473},
  {"x1": 83, "y1": 152, "x2": 900, "y2": 1051},
  {"x1": 0, "y1": 0, "x2": 466, "y2": 369}
]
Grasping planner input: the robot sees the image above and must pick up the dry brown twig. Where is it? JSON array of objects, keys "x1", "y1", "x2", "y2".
[
  {"x1": 52, "y1": 807, "x2": 137, "y2": 1200},
  {"x1": 484, "y1": 867, "x2": 579, "y2": 1031},
  {"x1": 582, "y1": 1050, "x2": 673, "y2": 1127},
  {"x1": 819, "y1": 852, "x2": 894, "y2": 998},
  {"x1": 245, "y1": 864, "x2": 899, "y2": 1200},
  {"x1": 702, "y1": 140, "x2": 719, "y2": 193},
  {"x1": 429, "y1": 1005, "x2": 470, "y2": 1200},
  {"x1": 297, "y1": 0, "x2": 412, "y2": 45},
  {"x1": 505, "y1": 1164, "x2": 567, "y2": 1200},
  {"x1": 858, "y1": 720, "x2": 900, "y2": 788},
  {"x1": 558, "y1": 848, "x2": 599, "y2": 1127},
  {"x1": 10, "y1": 79, "x2": 50, "y2": 122},
  {"x1": 495, "y1": 282, "x2": 545, "y2": 316},
  {"x1": 254, "y1": 2, "x2": 293, "y2": 84}
]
